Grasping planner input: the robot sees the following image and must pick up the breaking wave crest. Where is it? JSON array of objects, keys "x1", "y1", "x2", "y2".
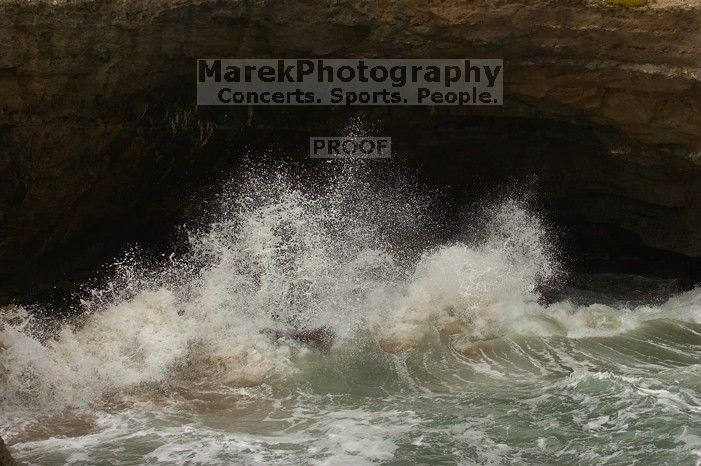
[{"x1": 1, "y1": 161, "x2": 700, "y2": 464}]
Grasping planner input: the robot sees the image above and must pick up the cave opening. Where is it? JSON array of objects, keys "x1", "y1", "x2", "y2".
[{"x1": 6, "y1": 106, "x2": 700, "y2": 310}]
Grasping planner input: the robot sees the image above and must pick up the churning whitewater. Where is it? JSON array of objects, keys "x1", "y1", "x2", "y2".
[{"x1": 1, "y1": 162, "x2": 700, "y2": 465}]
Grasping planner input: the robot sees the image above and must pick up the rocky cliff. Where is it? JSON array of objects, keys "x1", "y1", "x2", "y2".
[{"x1": 1, "y1": 0, "x2": 700, "y2": 303}]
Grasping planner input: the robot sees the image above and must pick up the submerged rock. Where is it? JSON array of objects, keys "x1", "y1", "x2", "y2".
[
  {"x1": 261, "y1": 327, "x2": 335, "y2": 353},
  {"x1": 0, "y1": 436, "x2": 16, "y2": 466}
]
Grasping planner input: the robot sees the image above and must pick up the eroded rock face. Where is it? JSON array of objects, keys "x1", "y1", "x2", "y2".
[
  {"x1": 0, "y1": 0, "x2": 700, "y2": 303},
  {"x1": 0, "y1": 436, "x2": 16, "y2": 466}
]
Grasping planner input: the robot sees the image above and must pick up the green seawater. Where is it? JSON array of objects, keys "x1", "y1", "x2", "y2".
[{"x1": 6, "y1": 315, "x2": 701, "y2": 465}]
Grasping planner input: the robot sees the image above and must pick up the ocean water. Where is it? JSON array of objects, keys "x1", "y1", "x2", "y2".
[{"x1": 1, "y1": 162, "x2": 700, "y2": 465}]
